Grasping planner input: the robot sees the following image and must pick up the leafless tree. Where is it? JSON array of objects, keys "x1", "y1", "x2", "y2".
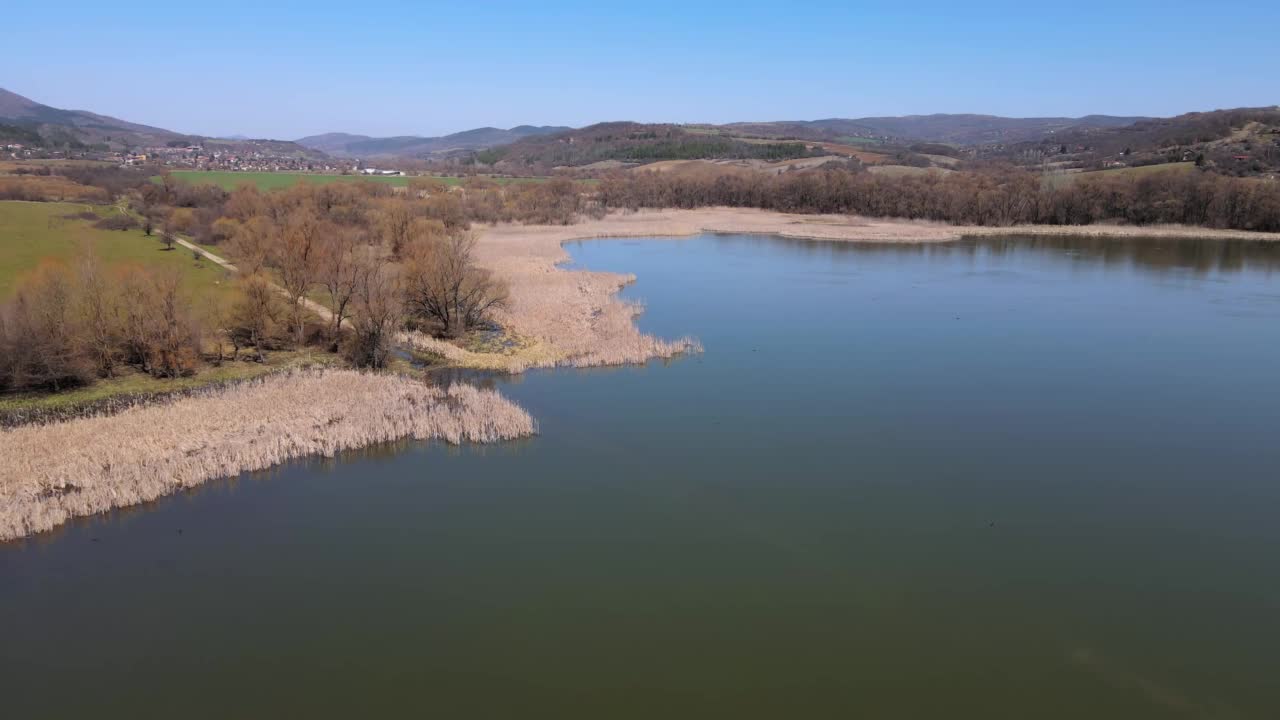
[
  {"x1": 402, "y1": 230, "x2": 508, "y2": 338},
  {"x1": 232, "y1": 272, "x2": 280, "y2": 362},
  {"x1": 344, "y1": 256, "x2": 402, "y2": 368}
]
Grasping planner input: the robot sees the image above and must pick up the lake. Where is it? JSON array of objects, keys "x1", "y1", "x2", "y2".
[{"x1": 4, "y1": 233, "x2": 1280, "y2": 717}]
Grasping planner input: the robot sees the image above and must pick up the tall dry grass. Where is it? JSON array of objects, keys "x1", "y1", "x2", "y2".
[{"x1": 0, "y1": 369, "x2": 535, "y2": 540}]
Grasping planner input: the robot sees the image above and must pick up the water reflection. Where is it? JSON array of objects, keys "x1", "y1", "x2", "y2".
[{"x1": 739, "y1": 233, "x2": 1280, "y2": 275}]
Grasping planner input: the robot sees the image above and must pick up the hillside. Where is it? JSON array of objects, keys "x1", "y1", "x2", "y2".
[
  {"x1": 480, "y1": 122, "x2": 819, "y2": 170},
  {"x1": 293, "y1": 132, "x2": 374, "y2": 153},
  {"x1": 0, "y1": 88, "x2": 326, "y2": 161},
  {"x1": 717, "y1": 114, "x2": 1149, "y2": 145},
  {"x1": 296, "y1": 125, "x2": 570, "y2": 158},
  {"x1": 0, "y1": 87, "x2": 188, "y2": 149},
  {"x1": 993, "y1": 107, "x2": 1280, "y2": 178},
  {"x1": 480, "y1": 115, "x2": 1154, "y2": 173}
]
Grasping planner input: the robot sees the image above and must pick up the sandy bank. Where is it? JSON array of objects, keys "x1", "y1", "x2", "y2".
[
  {"x1": 464, "y1": 208, "x2": 1279, "y2": 372},
  {"x1": 0, "y1": 370, "x2": 535, "y2": 541}
]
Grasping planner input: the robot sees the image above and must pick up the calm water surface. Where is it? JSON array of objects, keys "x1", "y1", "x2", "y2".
[{"x1": 4, "y1": 234, "x2": 1280, "y2": 718}]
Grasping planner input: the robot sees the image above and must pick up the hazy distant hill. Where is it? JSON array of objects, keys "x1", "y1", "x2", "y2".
[
  {"x1": 296, "y1": 125, "x2": 571, "y2": 158},
  {"x1": 294, "y1": 132, "x2": 374, "y2": 154},
  {"x1": 721, "y1": 114, "x2": 1151, "y2": 145}
]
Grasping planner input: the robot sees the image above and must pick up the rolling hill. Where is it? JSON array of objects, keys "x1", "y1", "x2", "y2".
[
  {"x1": 0, "y1": 87, "x2": 189, "y2": 149},
  {"x1": 478, "y1": 122, "x2": 822, "y2": 171},
  {"x1": 296, "y1": 125, "x2": 571, "y2": 159},
  {"x1": 718, "y1": 114, "x2": 1150, "y2": 145},
  {"x1": 992, "y1": 107, "x2": 1280, "y2": 177},
  {"x1": 0, "y1": 87, "x2": 328, "y2": 161}
]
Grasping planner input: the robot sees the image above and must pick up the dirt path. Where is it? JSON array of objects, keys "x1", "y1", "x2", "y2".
[{"x1": 174, "y1": 236, "x2": 338, "y2": 324}]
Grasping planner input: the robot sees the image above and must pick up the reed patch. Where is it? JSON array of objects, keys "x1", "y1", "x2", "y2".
[{"x1": 0, "y1": 369, "x2": 535, "y2": 540}]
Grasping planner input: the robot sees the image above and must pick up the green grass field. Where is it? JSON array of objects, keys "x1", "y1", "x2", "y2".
[
  {"x1": 1043, "y1": 162, "x2": 1196, "y2": 189},
  {"x1": 0, "y1": 200, "x2": 235, "y2": 301},
  {"x1": 835, "y1": 136, "x2": 885, "y2": 146},
  {"x1": 167, "y1": 170, "x2": 544, "y2": 191}
]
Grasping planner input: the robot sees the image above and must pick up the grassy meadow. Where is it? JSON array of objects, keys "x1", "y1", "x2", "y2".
[
  {"x1": 0, "y1": 200, "x2": 235, "y2": 300},
  {"x1": 1043, "y1": 161, "x2": 1196, "y2": 189},
  {"x1": 167, "y1": 170, "x2": 545, "y2": 191}
]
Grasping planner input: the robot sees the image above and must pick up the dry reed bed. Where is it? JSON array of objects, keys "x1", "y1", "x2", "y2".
[{"x1": 0, "y1": 369, "x2": 535, "y2": 541}]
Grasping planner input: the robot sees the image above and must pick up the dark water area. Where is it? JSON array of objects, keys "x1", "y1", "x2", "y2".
[{"x1": 4, "y1": 233, "x2": 1280, "y2": 718}]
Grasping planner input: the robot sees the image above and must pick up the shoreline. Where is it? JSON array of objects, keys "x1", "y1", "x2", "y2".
[
  {"x1": 463, "y1": 208, "x2": 1280, "y2": 373},
  {"x1": 5, "y1": 207, "x2": 1274, "y2": 539},
  {"x1": 0, "y1": 369, "x2": 535, "y2": 541}
]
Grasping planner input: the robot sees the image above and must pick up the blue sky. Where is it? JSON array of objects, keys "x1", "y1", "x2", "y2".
[{"x1": 5, "y1": 1, "x2": 1277, "y2": 139}]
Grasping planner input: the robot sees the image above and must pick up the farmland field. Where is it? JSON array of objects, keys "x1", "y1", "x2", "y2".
[
  {"x1": 167, "y1": 171, "x2": 543, "y2": 191},
  {"x1": 1043, "y1": 161, "x2": 1196, "y2": 189},
  {"x1": 867, "y1": 164, "x2": 955, "y2": 177},
  {"x1": 0, "y1": 200, "x2": 234, "y2": 300}
]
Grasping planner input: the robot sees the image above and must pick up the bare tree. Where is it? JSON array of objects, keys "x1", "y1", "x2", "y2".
[
  {"x1": 377, "y1": 199, "x2": 414, "y2": 258},
  {"x1": 344, "y1": 256, "x2": 402, "y2": 369},
  {"x1": 402, "y1": 230, "x2": 508, "y2": 338},
  {"x1": 2, "y1": 263, "x2": 91, "y2": 390},
  {"x1": 74, "y1": 251, "x2": 121, "y2": 377},
  {"x1": 274, "y1": 209, "x2": 323, "y2": 343},
  {"x1": 232, "y1": 272, "x2": 280, "y2": 362},
  {"x1": 146, "y1": 270, "x2": 201, "y2": 378},
  {"x1": 229, "y1": 216, "x2": 273, "y2": 274},
  {"x1": 315, "y1": 226, "x2": 363, "y2": 349}
]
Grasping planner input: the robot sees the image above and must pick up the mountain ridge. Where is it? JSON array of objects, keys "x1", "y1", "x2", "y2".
[
  {"x1": 295, "y1": 125, "x2": 571, "y2": 158},
  {"x1": 0, "y1": 87, "x2": 186, "y2": 148}
]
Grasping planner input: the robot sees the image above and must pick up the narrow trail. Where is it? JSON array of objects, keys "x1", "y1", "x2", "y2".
[
  {"x1": 117, "y1": 198, "x2": 339, "y2": 325},
  {"x1": 172, "y1": 235, "x2": 339, "y2": 325}
]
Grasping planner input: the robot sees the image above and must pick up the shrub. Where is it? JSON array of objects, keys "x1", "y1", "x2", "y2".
[{"x1": 93, "y1": 214, "x2": 139, "y2": 231}]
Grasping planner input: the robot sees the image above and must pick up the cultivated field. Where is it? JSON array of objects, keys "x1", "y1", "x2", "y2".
[
  {"x1": 1042, "y1": 161, "x2": 1197, "y2": 189},
  {"x1": 0, "y1": 200, "x2": 234, "y2": 299},
  {"x1": 169, "y1": 171, "x2": 543, "y2": 191},
  {"x1": 867, "y1": 165, "x2": 956, "y2": 177}
]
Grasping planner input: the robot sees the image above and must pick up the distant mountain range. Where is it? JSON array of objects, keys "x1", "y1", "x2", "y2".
[
  {"x1": 0, "y1": 85, "x2": 1154, "y2": 158},
  {"x1": 299, "y1": 115, "x2": 1155, "y2": 162},
  {"x1": 295, "y1": 126, "x2": 571, "y2": 159},
  {"x1": 5, "y1": 86, "x2": 1271, "y2": 177},
  {"x1": 720, "y1": 114, "x2": 1152, "y2": 145}
]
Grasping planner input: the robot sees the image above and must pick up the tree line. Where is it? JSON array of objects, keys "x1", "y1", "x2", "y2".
[
  {"x1": 598, "y1": 166, "x2": 1280, "y2": 232},
  {"x1": 0, "y1": 258, "x2": 200, "y2": 392}
]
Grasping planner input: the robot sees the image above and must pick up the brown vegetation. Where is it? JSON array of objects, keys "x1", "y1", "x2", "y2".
[
  {"x1": 403, "y1": 230, "x2": 508, "y2": 338},
  {"x1": 0, "y1": 369, "x2": 536, "y2": 541},
  {"x1": 0, "y1": 258, "x2": 204, "y2": 392},
  {"x1": 0, "y1": 175, "x2": 109, "y2": 203},
  {"x1": 599, "y1": 165, "x2": 1280, "y2": 232}
]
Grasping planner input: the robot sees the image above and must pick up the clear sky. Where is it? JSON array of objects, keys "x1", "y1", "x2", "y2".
[{"x1": 5, "y1": 1, "x2": 1277, "y2": 140}]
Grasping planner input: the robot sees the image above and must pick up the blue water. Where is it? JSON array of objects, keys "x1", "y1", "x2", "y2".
[{"x1": 4, "y1": 233, "x2": 1280, "y2": 718}]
